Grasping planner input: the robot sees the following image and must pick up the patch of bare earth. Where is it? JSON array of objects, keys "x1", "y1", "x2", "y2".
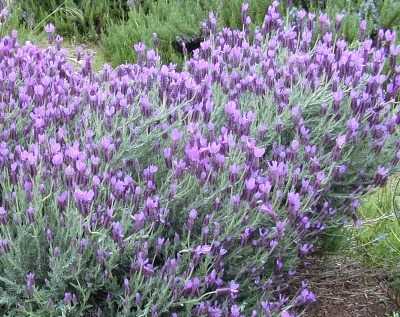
[{"x1": 296, "y1": 256, "x2": 398, "y2": 317}]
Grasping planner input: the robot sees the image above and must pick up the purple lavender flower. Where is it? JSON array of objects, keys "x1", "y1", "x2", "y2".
[
  {"x1": 132, "y1": 211, "x2": 146, "y2": 231},
  {"x1": 46, "y1": 228, "x2": 53, "y2": 243},
  {"x1": 230, "y1": 305, "x2": 241, "y2": 317},
  {"x1": 216, "y1": 280, "x2": 239, "y2": 299},
  {"x1": 374, "y1": 166, "x2": 389, "y2": 186},
  {"x1": 63, "y1": 292, "x2": 77, "y2": 306},
  {"x1": 57, "y1": 192, "x2": 68, "y2": 211},
  {"x1": 63, "y1": 292, "x2": 72, "y2": 306},
  {"x1": 288, "y1": 193, "x2": 301, "y2": 216},
  {"x1": 26, "y1": 272, "x2": 35, "y2": 296},
  {"x1": 0, "y1": 207, "x2": 7, "y2": 225},
  {"x1": 229, "y1": 164, "x2": 241, "y2": 183},
  {"x1": 44, "y1": 23, "x2": 55, "y2": 34},
  {"x1": 187, "y1": 209, "x2": 198, "y2": 230},
  {"x1": 52, "y1": 152, "x2": 63, "y2": 166},
  {"x1": 112, "y1": 221, "x2": 124, "y2": 244},
  {"x1": 79, "y1": 239, "x2": 89, "y2": 254},
  {"x1": 346, "y1": 118, "x2": 359, "y2": 137},
  {"x1": 184, "y1": 277, "x2": 201, "y2": 297},
  {"x1": 259, "y1": 202, "x2": 276, "y2": 219},
  {"x1": 26, "y1": 206, "x2": 36, "y2": 223},
  {"x1": 123, "y1": 277, "x2": 130, "y2": 296},
  {"x1": 135, "y1": 292, "x2": 142, "y2": 305},
  {"x1": 296, "y1": 287, "x2": 316, "y2": 305},
  {"x1": 0, "y1": 240, "x2": 10, "y2": 255}
]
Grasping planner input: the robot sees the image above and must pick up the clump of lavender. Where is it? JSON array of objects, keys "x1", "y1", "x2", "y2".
[{"x1": 0, "y1": 2, "x2": 399, "y2": 316}]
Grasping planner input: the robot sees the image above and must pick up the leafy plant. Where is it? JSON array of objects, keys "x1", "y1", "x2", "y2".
[
  {"x1": 0, "y1": 3, "x2": 399, "y2": 316},
  {"x1": 19, "y1": 0, "x2": 129, "y2": 41},
  {"x1": 102, "y1": 0, "x2": 215, "y2": 66}
]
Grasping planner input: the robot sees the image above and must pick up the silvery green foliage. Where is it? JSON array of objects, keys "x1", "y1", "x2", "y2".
[
  {"x1": 0, "y1": 2, "x2": 399, "y2": 316},
  {"x1": 359, "y1": 0, "x2": 380, "y2": 28}
]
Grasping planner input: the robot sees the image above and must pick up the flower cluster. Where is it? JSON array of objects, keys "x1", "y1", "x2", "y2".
[{"x1": 0, "y1": 2, "x2": 399, "y2": 316}]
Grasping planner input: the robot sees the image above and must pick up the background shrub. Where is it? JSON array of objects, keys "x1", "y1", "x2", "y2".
[
  {"x1": 4, "y1": 0, "x2": 400, "y2": 66},
  {"x1": 19, "y1": 0, "x2": 129, "y2": 41},
  {"x1": 100, "y1": 0, "x2": 400, "y2": 65},
  {"x1": 102, "y1": 0, "x2": 214, "y2": 66}
]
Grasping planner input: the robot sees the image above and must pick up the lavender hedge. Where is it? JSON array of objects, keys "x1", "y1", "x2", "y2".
[{"x1": 0, "y1": 2, "x2": 400, "y2": 316}]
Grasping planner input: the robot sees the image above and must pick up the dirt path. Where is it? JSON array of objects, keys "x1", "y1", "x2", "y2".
[{"x1": 297, "y1": 256, "x2": 398, "y2": 317}]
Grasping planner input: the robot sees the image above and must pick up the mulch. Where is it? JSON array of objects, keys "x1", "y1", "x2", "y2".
[{"x1": 295, "y1": 255, "x2": 399, "y2": 317}]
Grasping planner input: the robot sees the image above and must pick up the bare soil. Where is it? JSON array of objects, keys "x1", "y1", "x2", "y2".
[{"x1": 296, "y1": 256, "x2": 399, "y2": 317}]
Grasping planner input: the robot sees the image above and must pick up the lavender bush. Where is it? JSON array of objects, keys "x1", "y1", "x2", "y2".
[{"x1": 0, "y1": 2, "x2": 400, "y2": 316}]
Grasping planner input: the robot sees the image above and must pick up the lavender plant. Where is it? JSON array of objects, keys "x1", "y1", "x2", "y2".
[{"x1": 0, "y1": 2, "x2": 399, "y2": 316}]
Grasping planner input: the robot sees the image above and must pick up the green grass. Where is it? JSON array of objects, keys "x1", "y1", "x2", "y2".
[
  {"x1": 356, "y1": 179, "x2": 400, "y2": 266},
  {"x1": 353, "y1": 178, "x2": 400, "y2": 293},
  {"x1": 61, "y1": 40, "x2": 108, "y2": 71}
]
